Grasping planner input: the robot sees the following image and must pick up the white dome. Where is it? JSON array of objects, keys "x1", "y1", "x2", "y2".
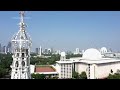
[
  {"x1": 82, "y1": 48, "x2": 102, "y2": 60},
  {"x1": 61, "y1": 52, "x2": 66, "y2": 56},
  {"x1": 100, "y1": 47, "x2": 107, "y2": 54}
]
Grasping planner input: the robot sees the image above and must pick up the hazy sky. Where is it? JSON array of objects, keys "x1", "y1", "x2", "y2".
[{"x1": 0, "y1": 11, "x2": 120, "y2": 52}]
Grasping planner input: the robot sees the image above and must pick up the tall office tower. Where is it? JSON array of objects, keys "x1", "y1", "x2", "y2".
[
  {"x1": 3, "y1": 46, "x2": 7, "y2": 54},
  {"x1": 39, "y1": 46, "x2": 42, "y2": 56},
  {"x1": 7, "y1": 41, "x2": 12, "y2": 53},
  {"x1": 35, "y1": 48, "x2": 39, "y2": 54}
]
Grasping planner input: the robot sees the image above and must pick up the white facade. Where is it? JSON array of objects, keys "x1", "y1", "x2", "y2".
[
  {"x1": 115, "y1": 53, "x2": 120, "y2": 58},
  {"x1": 10, "y1": 11, "x2": 32, "y2": 79},
  {"x1": 56, "y1": 52, "x2": 73, "y2": 79},
  {"x1": 56, "y1": 48, "x2": 120, "y2": 79},
  {"x1": 74, "y1": 48, "x2": 80, "y2": 54},
  {"x1": 39, "y1": 46, "x2": 42, "y2": 56},
  {"x1": 100, "y1": 47, "x2": 107, "y2": 55},
  {"x1": 30, "y1": 65, "x2": 35, "y2": 74},
  {"x1": 56, "y1": 62, "x2": 72, "y2": 79}
]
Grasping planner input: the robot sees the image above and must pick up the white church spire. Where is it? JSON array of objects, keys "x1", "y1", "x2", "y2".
[{"x1": 10, "y1": 11, "x2": 32, "y2": 79}]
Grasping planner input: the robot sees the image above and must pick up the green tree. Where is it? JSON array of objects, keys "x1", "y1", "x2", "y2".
[
  {"x1": 0, "y1": 67, "x2": 7, "y2": 78},
  {"x1": 48, "y1": 74, "x2": 52, "y2": 79},
  {"x1": 31, "y1": 73, "x2": 46, "y2": 79},
  {"x1": 31, "y1": 73, "x2": 36, "y2": 79},
  {"x1": 0, "y1": 53, "x2": 12, "y2": 78},
  {"x1": 40, "y1": 74, "x2": 46, "y2": 79},
  {"x1": 79, "y1": 71, "x2": 87, "y2": 79},
  {"x1": 107, "y1": 73, "x2": 120, "y2": 79},
  {"x1": 72, "y1": 71, "x2": 80, "y2": 79},
  {"x1": 30, "y1": 54, "x2": 60, "y2": 65},
  {"x1": 66, "y1": 54, "x2": 82, "y2": 59}
]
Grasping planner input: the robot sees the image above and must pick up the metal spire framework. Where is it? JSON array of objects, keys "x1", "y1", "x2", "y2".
[{"x1": 10, "y1": 11, "x2": 32, "y2": 79}]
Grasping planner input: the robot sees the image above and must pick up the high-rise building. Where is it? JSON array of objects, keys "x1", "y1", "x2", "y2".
[
  {"x1": 51, "y1": 48, "x2": 54, "y2": 54},
  {"x1": 7, "y1": 41, "x2": 12, "y2": 53},
  {"x1": 74, "y1": 48, "x2": 80, "y2": 54},
  {"x1": 44, "y1": 48, "x2": 48, "y2": 54},
  {"x1": 55, "y1": 50, "x2": 61, "y2": 55},
  {"x1": 35, "y1": 48, "x2": 39, "y2": 54},
  {"x1": 48, "y1": 48, "x2": 51, "y2": 54},
  {"x1": 2, "y1": 46, "x2": 7, "y2": 54},
  {"x1": 39, "y1": 46, "x2": 42, "y2": 56}
]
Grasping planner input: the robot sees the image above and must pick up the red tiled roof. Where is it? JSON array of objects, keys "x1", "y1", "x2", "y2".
[{"x1": 35, "y1": 66, "x2": 56, "y2": 72}]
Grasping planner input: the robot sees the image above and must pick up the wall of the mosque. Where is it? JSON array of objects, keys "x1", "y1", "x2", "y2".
[
  {"x1": 96, "y1": 61, "x2": 120, "y2": 79},
  {"x1": 77, "y1": 63, "x2": 88, "y2": 74}
]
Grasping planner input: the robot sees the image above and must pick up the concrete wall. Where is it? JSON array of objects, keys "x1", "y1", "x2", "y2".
[
  {"x1": 77, "y1": 63, "x2": 88, "y2": 74},
  {"x1": 56, "y1": 63, "x2": 61, "y2": 78},
  {"x1": 30, "y1": 65, "x2": 35, "y2": 74},
  {"x1": 56, "y1": 63, "x2": 72, "y2": 79},
  {"x1": 75, "y1": 61, "x2": 120, "y2": 79},
  {"x1": 96, "y1": 61, "x2": 120, "y2": 79}
]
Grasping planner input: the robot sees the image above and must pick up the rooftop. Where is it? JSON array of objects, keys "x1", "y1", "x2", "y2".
[
  {"x1": 35, "y1": 65, "x2": 56, "y2": 72},
  {"x1": 77, "y1": 58, "x2": 120, "y2": 64}
]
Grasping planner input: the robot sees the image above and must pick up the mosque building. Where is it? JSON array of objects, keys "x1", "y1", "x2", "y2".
[
  {"x1": 30, "y1": 47, "x2": 120, "y2": 79},
  {"x1": 56, "y1": 47, "x2": 120, "y2": 79}
]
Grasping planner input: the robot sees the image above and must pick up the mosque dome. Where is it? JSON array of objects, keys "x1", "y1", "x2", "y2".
[
  {"x1": 61, "y1": 52, "x2": 66, "y2": 57},
  {"x1": 100, "y1": 47, "x2": 107, "y2": 54},
  {"x1": 82, "y1": 48, "x2": 102, "y2": 60}
]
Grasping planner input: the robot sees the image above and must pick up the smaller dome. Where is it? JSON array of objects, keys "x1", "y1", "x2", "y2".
[
  {"x1": 82, "y1": 48, "x2": 102, "y2": 60},
  {"x1": 61, "y1": 52, "x2": 66, "y2": 57},
  {"x1": 100, "y1": 47, "x2": 107, "y2": 54}
]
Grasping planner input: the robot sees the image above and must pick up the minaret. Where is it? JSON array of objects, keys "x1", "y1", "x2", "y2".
[{"x1": 10, "y1": 11, "x2": 32, "y2": 79}]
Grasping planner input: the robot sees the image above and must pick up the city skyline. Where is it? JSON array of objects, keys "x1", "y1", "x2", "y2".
[{"x1": 0, "y1": 11, "x2": 120, "y2": 52}]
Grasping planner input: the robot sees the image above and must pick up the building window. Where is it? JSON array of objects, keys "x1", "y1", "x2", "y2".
[
  {"x1": 17, "y1": 53, "x2": 19, "y2": 57},
  {"x1": 111, "y1": 69, "x2": 113, "y2": 74},
  {"x1": 15, "y1": 61, "x2": 19, "y2": 67},
  {"x1": 22, "y1": 61, "x2": 25, "y2": 67}
]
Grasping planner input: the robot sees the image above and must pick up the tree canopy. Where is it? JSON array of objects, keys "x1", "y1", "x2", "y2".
[
  {"x1": 72, "y1": 71, "x2": 87, "y2": 79},
  {"x1": 107, "y1": 73, "x2": 120, "y2": 79},
  {"x1": 31, "y1": 73, "x2": 46, "y2": 79},
  {"x1": 30, "y1": 54, "x2": 60, "y2": 65},
  {"x1": 0, "y1": 53, "x2": 12, "y2": 78}
]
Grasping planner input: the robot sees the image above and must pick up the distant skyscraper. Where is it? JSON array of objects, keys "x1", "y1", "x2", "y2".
[
  {"x1": 39, "y1": 46, "x2": 42, "y2": 56},
  {"x1": 58, "y1": 50, "x2": 61, "y2": 54},
  {"x1": 55, "y1": 50, "x2": 61, "y2": 55},
  {"x1": 35, "y1": 48, "x2": 39, "y2": 54},
  {"x1": 44, "y1": 48, "x2": 48, "y2": 54},
  {"x1": 48, "y1": 48, "x2": 51, "y2": 54},
  {"x1": 51, "y1": 48, "x2": 54, "y2": 54},
  {"x1": 7, "y1": 41, "x2": 12, "y2": 53},
  {"x1": 74, "y1": 48, "x2": 80, "y2": 54},
  {"x1": 3, "y1": 46, "x2": 7, "y2": 54},
  {"x1": 66, "y1": 50, "x2": 72, "y2": 55}
]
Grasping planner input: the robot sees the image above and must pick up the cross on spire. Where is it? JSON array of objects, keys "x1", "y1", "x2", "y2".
[{"x1": 19, "y1": 11, "x2": 25, "y2": 23}]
